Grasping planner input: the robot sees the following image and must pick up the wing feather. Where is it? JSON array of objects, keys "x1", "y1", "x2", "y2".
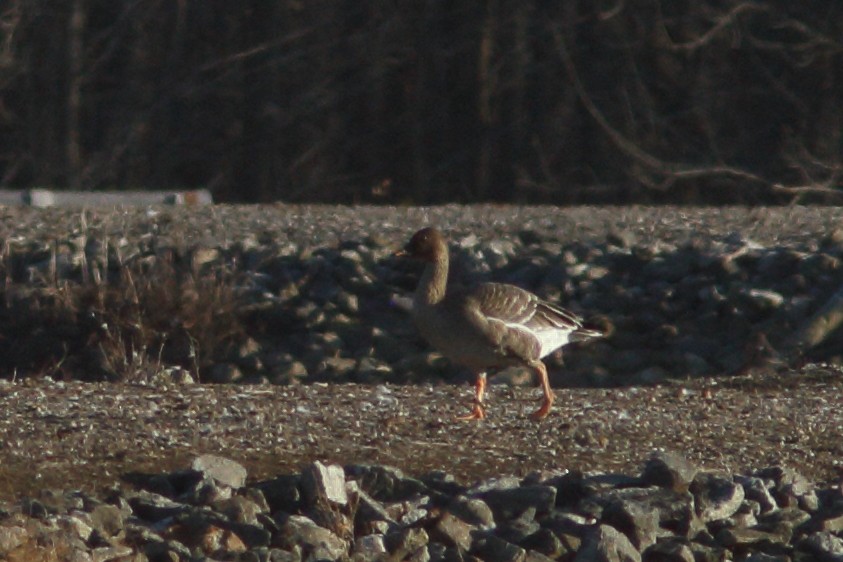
[{"x1": 470, "y1": 283, "x2": 584, "y2": 332}]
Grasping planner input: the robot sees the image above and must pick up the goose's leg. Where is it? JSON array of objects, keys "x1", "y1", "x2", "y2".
[
  {"x1": 456, "y1": 372, "x2": 486, "y2": 420},
  {"x1": 529, "y1": 361, "x2": 554, "y2": 420}
]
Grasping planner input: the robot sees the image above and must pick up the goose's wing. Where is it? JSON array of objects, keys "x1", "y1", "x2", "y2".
[{"x1": 470, "y1": 282, "x2": 584, "y2": 331}]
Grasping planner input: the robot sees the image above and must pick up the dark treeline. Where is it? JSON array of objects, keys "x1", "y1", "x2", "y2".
[{"x1": 0, "y1": 1, "x2": 841, "y2": 203}]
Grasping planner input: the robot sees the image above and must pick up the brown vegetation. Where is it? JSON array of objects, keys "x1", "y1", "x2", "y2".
[
  {"x1": 0, "y1": 244, "x2": 244, "y2": 382},
  {"x1": 1, "y1": 3, "x2": 842, "y2": 203}
]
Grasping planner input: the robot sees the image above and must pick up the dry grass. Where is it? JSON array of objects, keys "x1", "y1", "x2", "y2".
[{"x1": 0, "y1": 241, "x2": 246, "y2": 383}]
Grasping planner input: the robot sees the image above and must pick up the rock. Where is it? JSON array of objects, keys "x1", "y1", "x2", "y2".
[
  {"x1": 191, "y1": 454, "x2": 248, "y2": 489},
  {"x1": 755, "y1": 466, "x2": 817, "y2": 511},
  {"x1": 0, "y1": 526, "x2": 28, "y2": 555},
  {"x1": 268, "y1": 358, "x2": 309, "y2": 385},
  {"x1": 607, "y1": 230, "x2": 637, "y2": 249},
  {"x1": 346, "y1": 464, "x2": 430, "y2": 502},
  {"x1": 736, "y1": 476, "x2": 778, "y2": 513},
  {"x1": 301, "y1": 461, "x2": 348, "y2": 507},
  {"x1": 352, "y1": 533, "x2": 387, "y2": 559},
  {"x1": 199, "y1": 523, "x2": 248, "y2": 555},
  {"x1": 479, "y1": 486, "x2": 556, "y2": 521},
  {"x1": 601, "y1": 498, "x2": 659, "y2": 550},
  {"x1": 743, "y1": 553, "x2": 789, "y2": 562},
  {"x1": 520, "y1": 527, "x2": 571, "y2": 559},
  {"x1": 642, "y1": 538, "x2": 695, "y2": 562},
  {"x1": 355, "y1": 357, "x2": 394, "y2": 382},
  {"x1": 640, "y1": 452, "x2": 699, "y2": 492},
  {"x1": 206, "y1": 362, "x2": 245, "y2": 383},
  {"x1": 471, "y1": 533, "x2": 527, "y2": 562},
  {"x1": 715, "y1": 527, "x2": 788, "y2": 549},
  {"x1": 743, "y1": 288, "x2": 784, "y2": 311},
  {"x1": 312, "y1": 356, "x2": 357, "y2": 381},
  {"x1": 575, "y1": 524, "x2": 642, "y2": 562},
  {"x1": 798, "y1": 531, "x2": 843, "y2": 560},
  {"x1": 254, "y1": 474, "x2": 301, "y2": 513},
  {"x1": 215, "y1": 495, "x2": 265, "y2": 525},
  {"x1": 127, "y1": 490, "x2": 189, "y2": 521},
  {"x1": 812, "y1": 511, "x2": 843, "y2": 533},
  {"x1": 385, "y1": 528, "x2": 430, "y2": 559},
  {"x1": 277, "y1": 514, "x2": 347, "y2": 561},
  {"x1": 447, "y1": 497, "x2": 495, "y2": 530},
  {"x1": 432, "y1": 511, "x2": 476, "y2": 553},
  {"x1": 496, "y1": 510, "x2": 540, "y2": 544},
  {"x1": 584, "y1": 487, "x2": 700, "y2": 537},
  {"x1": 690, "y1": 473, "x2": 745, "y2": 522},
  {"x1": 757, "y1": 507, "x2": 811, "y2": 533}
]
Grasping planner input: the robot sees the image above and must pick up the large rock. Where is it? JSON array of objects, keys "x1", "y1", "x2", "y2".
[
  {"x1": 277, "y1": 514, "x2": 348, "y2": 561},
  {"x1": 640, "y1": 452, "x2": 698, "y2": 493},
  {"x1": 574, "y1": 524, "x2": 642, "y2": 562},
  {"x1": 690, "y1": 473, "x2": 745, "y2": 522},
  {"x1": 191, "y1": 454, "x2": 248, "y2": 489},
  {"x1": 301, "y1": 461, "x2": 348, "y2": 507}
]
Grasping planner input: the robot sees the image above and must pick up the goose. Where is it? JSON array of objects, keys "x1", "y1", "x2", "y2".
[{"x1": 397, "y1": 227, "x2": 602, "y2": 420}]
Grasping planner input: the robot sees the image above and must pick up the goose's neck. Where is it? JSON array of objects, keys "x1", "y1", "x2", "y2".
[{"x1": 414, "y1": 254, "x2": 449, "y2": 307}]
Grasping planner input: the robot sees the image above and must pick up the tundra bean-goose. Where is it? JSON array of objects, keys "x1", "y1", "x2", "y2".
[{"x1": 397, "y1": 227, "x2": 602, "y2": 420}]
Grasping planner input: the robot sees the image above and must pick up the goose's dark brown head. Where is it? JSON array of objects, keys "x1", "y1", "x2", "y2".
[{"x1": 401, "y1": 227, "x2": 447, "y2": 262}]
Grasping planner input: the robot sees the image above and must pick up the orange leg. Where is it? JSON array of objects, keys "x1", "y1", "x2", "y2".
[
  {"x1": 456, "y1": 373, "x2": 486, "y2": 420},
  {"x1": 530, "y1": 361, "x2": 554, "y2": 420}
]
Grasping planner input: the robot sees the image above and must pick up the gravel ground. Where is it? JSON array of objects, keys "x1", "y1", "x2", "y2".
[{"x1": 1, "y1": 367, "x2": 842, "y2": 503}]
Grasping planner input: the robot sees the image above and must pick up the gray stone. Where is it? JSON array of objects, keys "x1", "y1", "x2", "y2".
[
  {"x1": 601, "y1": 498, "x2": 659, "y2": 550},
  {"x1": 89, "y1": 504, "x2": 125, "y2": 537},
  {"x1": 127, "y1": 489, "x2": 189, "y2": 521},
  {"x1": 642, "y1": 538, "x2": 694, "y2": 562},
  {"x1": 495, "y1": 511, "x2": 540, "y2": 544},
  {"x1": 278, "y1": 514, "x2": 347, "y2": 561},
  {"x1": 755, "y1": 466, "x2": 816, "y2": 510},
  {"x1": 640, "y1": 452, "x2": 699, "y2": 492},
  {"x1": 301, "y1": 461, "x2": 348, "y2": 507},
  {"x1": 191, "y1": 454, "x2": 248, "y2": 489},
  {"x1": 480, "y1": 486, "x2": 556, "y2": 521},
  {"x1": 0, "y1": 526, "x2": 28, "y2": 555},
  {"x1": 519, "y1": 528, "x2": 568, "y2": 559},
  {"x1": 352, "y1": 533, "x2": 387, "y2": 558},
  {"x1": 432, "y1": 511, "x2": 476, "y2": 553},
  {"x1": 813, "y1": 511, "x2": 843, "y2": 533},
  {"x1": 757, "y1": 506, "x2": 811, "y2": 532},
  {"x1": 736, "y1": 476, "x2": 778, "y2": 513},
  {"x1": 348, "y1": 482, "x2": 395, "y2": 529},
  {"x1": 607, "y1": 230, "x2": 637, "y2": 249},
  {"x1": 715, "y1": 527, "x2": 788, "y2": 549},
  {"x1": 269, "y1": 359, "x2": 309, "y2": 385},
  {"x1": 206, "y1": 362, "x2": 245, "y2": 383},
  {"x1": 744, "y1": 554, "x2": 790, "y2": 562},
  {"x1": 346, "y1": 464, "x2": 430, "y2": 502},
  {"x1": 524, "y1": 552, "x2": 555, "y2": 562},
  {"x1": 579, "y1": 487, "x2": 699, "y2": 537},
  {"x1": 215, "y1": 495, "x2": 265, "y2": 525},
  {"x1": 255, "y1": 474, "x2": 301, "y2": 513},
  {"x1": 471, "y1": 533, "x2": 527, "y2": 562},
  {"x1": 385, "y1": 528, "x2": 430, "y2": 559},
  {"x1": 690, "y1": 473, "x2": 745, "y2": 522},
  {"x1": 574, "y1": 524, "x2": 642, "y2": 562},
  {"x1": 798, "y1": 531, "x2": 843, "y2": 561},
  {"x1": 447, "y1": 497, "x2": 495, "y2": 530},
  {"x1": 744, "y1": 288, "x2": 785, "y2": 310}
]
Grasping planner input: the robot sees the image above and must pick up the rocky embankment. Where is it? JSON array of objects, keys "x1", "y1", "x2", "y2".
[
  {"x1": 2, "y1": 452, "x2": 843, "y2": 561},
  {"x1": 2, "y1": 205, "x2": 843, "y2": 385}
]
